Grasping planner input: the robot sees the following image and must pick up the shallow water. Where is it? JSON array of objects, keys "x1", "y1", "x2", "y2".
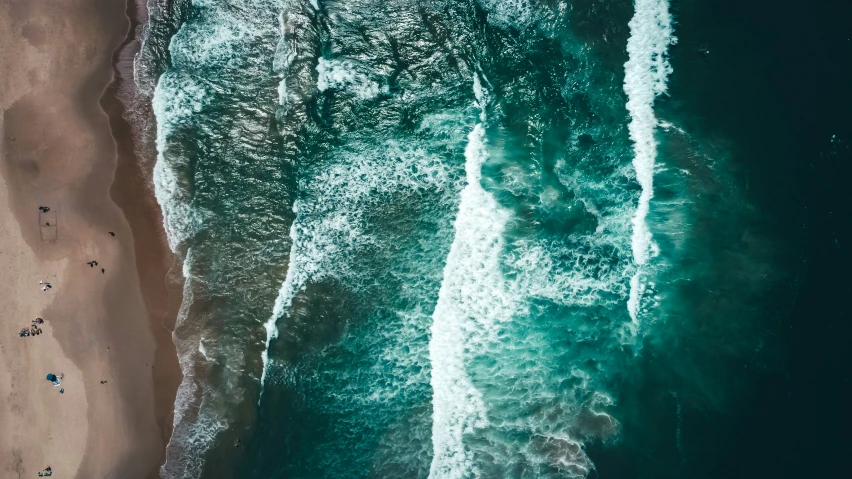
[{"x1": 137, "y1": 0, "x2": 851, "y2": 478}]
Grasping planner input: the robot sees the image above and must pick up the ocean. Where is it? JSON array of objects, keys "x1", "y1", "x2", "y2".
[{"x1": 135, "y1": 0, "x2": 852, "y2": 477}]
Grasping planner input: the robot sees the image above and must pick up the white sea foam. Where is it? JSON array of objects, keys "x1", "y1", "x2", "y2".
[
  {"x1": 150, "y1": 2, "x2": 310, "y2": 476},
  {"x1": 522, "y1": 433, "x2": 594, "y2": 478},
  {"x1": 162, "y1": 258, "x2": 228, "y2": 479},
  {"x1": 476, "y1": 0, "x2": 537, "y2": 30},
  {"x1": 153, "y1": 1, "x2": 289, "y2": 251},
  {"x1": 623, "y1": 0, "x2": 674, "y2": 324},
  {"x1": 259, "y1": 139, "x2": 458, "y2": 392},
  {"x1": 272, "y1": 4, "x2": 318, "y2": 119},
  {"x1": 509, "y1": 237, "x2": 628, "y2": 309},
  {"x1": 274, "y1": 12, "x2": 294, "y2": 106},
  {"x1": 198, "y1": 340, "x2": 209, "y2": 361},
  {"x1": 316, "y1": 57, "x2": 386, "y2": 100},
  {"x1": 172, "y1": 17, "x2": 245, "y2": 69},
  {"x1": 152, "y1": 73, "x2": 208, "y2": 251},
  {"x1": 260, "y1": 216, "x2": 303, "y2": 389},
  {"x1": 658, "y1": 119, "x2": 686, "y2": 135},
  {"x1": 472, "y1": 74, "x2": 487, "y2": 121},
  {"x1": 273, "y1": 9, "x2": 300, "y2": 108},
  {"x1": 162, "y1": 405, "x2": 228, "y2": 478},
  {"x1": 429, "y1": 78, "x2": 519, "y2": 479}
]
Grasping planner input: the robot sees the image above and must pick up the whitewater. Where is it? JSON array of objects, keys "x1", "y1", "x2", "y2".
[
  {"x1": 623, "y1": 0, "x2": 675, "y2": 325},
  {"x1": 428, "y1": 76, "x2": 519, "y2": 479},
  {"x1": 142, "y1": 0, "x2": 691, "y2": 477}
]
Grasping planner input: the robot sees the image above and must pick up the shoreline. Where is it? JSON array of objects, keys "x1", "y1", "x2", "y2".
[
  {"x1": 0, "y1": 0, "x2": 181, "y2": 477},
  {"x1": 102, "y1": 0, "x2": 184, "y2": 473}
]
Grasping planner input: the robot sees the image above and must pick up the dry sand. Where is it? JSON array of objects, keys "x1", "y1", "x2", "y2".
[{"x1": 0, "y1": 0, "x2": 181, "y2": 477}]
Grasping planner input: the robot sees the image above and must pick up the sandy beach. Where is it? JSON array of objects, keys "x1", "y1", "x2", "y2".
[{"x1": 0, "y1": 0, "x2": 181, "y2": 477}]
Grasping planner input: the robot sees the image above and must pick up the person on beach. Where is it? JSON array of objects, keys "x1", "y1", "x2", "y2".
[{"x1": 109, "y1": 231, "x2": 115, "y2": 236}]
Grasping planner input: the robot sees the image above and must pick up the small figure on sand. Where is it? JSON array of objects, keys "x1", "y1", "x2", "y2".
[
  {"x1": 109, "y1": 231, "x2": 115, "y2": 236},
  {"x1": 38, "y1": 465, "x2": 52, "y2": 476},
  {"x1": 19, "y1": 328, "x2": 30, "y2": 337},
  {"x1": 39, "y1": 281, "x2": 52, "y2": 291},
  {"x1": 46, "y1": 373, "x2": 61, "y2": 386},
  {"x1": 38, "y1": 206, "x2": 50, "y2": 213},
  {"x1": 33, "y1": 317, "x2": 44, "y2": 325},
  {"x1": 101, "y1": 268, "x2": 105, "y2": 274},
  {"x1": 87, "y1": 260, "x2": 99, "y2": 268}
]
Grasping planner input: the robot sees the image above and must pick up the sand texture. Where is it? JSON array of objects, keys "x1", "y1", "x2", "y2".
[{"x1": 1, "y1": 0, "x2": 180, "y2": 477}]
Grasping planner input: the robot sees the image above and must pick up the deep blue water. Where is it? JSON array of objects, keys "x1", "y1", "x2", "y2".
[{"x1": 135, "y1": 0, "x2": 851, "y2": 478}]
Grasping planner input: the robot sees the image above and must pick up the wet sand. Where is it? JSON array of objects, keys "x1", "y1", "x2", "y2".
[{"x1": 0, "y1": 0, "x2": 181, "y2": 477}]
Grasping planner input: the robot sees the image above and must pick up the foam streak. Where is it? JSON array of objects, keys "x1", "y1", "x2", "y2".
[
  {"x1": 623, "y1": 0, "x2": 674, "y2": 323},
  {"x1": 260, "y1": 212, "x2": 310, "y2": 392},
  {"x1": 429, "y1": 78, "x2": 515, "y2": 479}
]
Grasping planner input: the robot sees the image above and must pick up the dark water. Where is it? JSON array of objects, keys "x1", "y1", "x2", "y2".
[{"x1": 135, "y1": 0, "x2": 851, "y2": 478}]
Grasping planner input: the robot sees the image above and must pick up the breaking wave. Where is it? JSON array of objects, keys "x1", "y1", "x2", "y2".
[
  {"x1": 428, "y1": 80, "x2": 515, "y2": 478},
  {"x1": 623, "y1": 0, "x2": 675, "y2": 324}
]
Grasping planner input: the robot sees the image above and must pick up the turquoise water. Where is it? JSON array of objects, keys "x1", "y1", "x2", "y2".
[{"x1": 135, "y1": 0, "x2": 848, "y2": 478}]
